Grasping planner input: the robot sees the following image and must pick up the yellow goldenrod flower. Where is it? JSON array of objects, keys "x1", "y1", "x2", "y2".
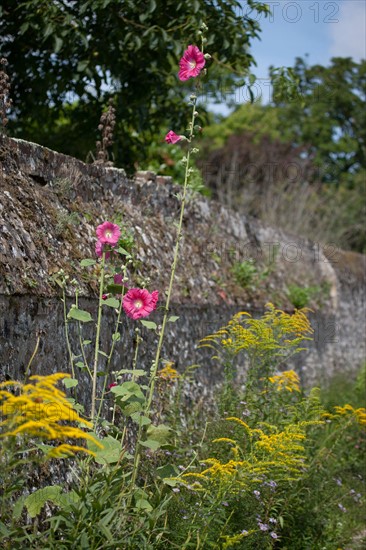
[
  {"x1": 0, "y1": 373, "x2": 102, "y2": 457},
  {"x1": 268, "y1": 370, "x2": 301, "y2": 393},
  {"x1": 334, "y1": 404, "x2": 366, "y2": 425},
  {"x1": 158, "y1": 362, "x2": 180, "y2": 381}
]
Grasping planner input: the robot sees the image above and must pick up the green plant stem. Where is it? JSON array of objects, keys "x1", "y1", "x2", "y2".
[
  {"x1": 91, "y1": 251, "x2": 106, "y2": 420},
  {"x1": 62, "y1": 286, "x2": 75, "y2": 379},
  {"x1": 144, "y1": 96, "x2": 197, "y2": 417},
  {"x1": 75, "y1": 289, "x2": 93, "y2": 380},
  {"x1": 128, "y1": 98, "x2": 198, "y2": 496},
  {"x1": 95, "y1": 291, "x2": 125, "y2": 423},
  {"x1": 131, "y1": 331, "x2": 142, "y2": 383},
  {"x1": 24, "y1": 331, "x2": 41, "y2": 381}
]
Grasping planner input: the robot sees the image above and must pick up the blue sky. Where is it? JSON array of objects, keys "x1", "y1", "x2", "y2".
[
  {"x1": 253, "y1": 0, "x2": 365, "y2": 73},
  {"x1": 210, "y1": 0, "x2": 366, "y2": 112}
]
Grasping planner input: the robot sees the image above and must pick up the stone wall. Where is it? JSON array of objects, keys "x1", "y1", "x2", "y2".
[{"x1": 0, "y1": 135, "x2": 365, "y2": 394}]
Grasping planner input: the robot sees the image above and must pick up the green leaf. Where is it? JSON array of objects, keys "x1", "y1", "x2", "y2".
[
  {"x1": 116, "y1": 247, "x2": 130, "y2": 256},
  {"x1": 19, "y1": 22, "x2": 30, "y2": 34},
  {"x1": 123, "y1": 401, "x2": 143, "y2": 416},
  {"x1": 35, "y1": 443, "x2": 54, "y2": 455},
  {"x1": 54, "y1": 36, "x2": 63, "y2": 53},
  {"x1": 80, "y1": 258, "x2": 96, "y2": 267},
  {"x1": 162, "y1": 478, "x2": 179, "y2": 487},
  {"x1": 140, "y1": 320, "x2": 157, "y2": 330},
  {"x1": 106, "y1": 283, "x2": 124, "y2": 294},
  {"x1": 130, "y1": 412, "x2": 151, "y2": 426},
  {"x1": 98, "y1": 350, "x2": 109, "y2": 358},
  {"x1": 112, "y1": 381, "x2": 140, "y2": 395},
  {"x1": 168, "y1": 316, "x2": 179, "y2": 323},
  {"x1": 63, "y1": 377, "x2": 78, "y2": 388},
  {"x1": 135, "y1": 498, "x2": 153, "y2": 512},
  {"x1": 77, "y1": 60, "x2": 89, "y2": 72},
  {"x1": 82, "y1": 340, "x2": 92, "y2": 345},
  {"x1": 156, "y1": 464, "x2": 178, "y2": 479},
  {"x1": 0, "y1": 521, "x2": 11, "y2": 536},
  {"x1": 249, "y1": 73, "x2": 256, "y2": 86},
  {"x1": 67, "y1": 308, "x2": 93, "y2": 323},
  {"x1": 103, "y1": 297, "x2": 120, "y2": 308},
  {"x1": 24, "y1": 486, "x2": 63, "y2": 518},
  {"x1": 88, "y1": 435, "x2": 122, "y2": 465},
  {"x1": 112, "y1": 332, "x2": 120, "y2": 342},
  {"x1": 146, "y1": 424, "x2": 171, "y2": 444},
  {"x1": 140, "y1": 439, "x2": 161, "y2": 451},
  {"x1": 75, "y1": 361, "x2": 85, "y2": 368}
]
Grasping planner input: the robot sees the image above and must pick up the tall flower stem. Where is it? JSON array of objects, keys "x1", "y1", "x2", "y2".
[
  {"x1": 95, "y1": 291, "x2": 125, "y2": 424},
  {"x1": 91, "y1": 251, "x2": 106, "y2": 420},
  {"x1": 144, "y1": 95, "x2": 197, "y2": 417},
  {"x1": 75, "y1": 289, "x2": 93, "y2": 381},
  {"x1": 129, "y1": 97, "x2": 198, "y2": 496},
  {"x1": 62, "y1": 285, "x2": 75, "y2": 380}
]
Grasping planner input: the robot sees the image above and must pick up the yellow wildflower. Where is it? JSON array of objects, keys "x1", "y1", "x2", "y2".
[
  {"x1": 158, "y1": 362, "x2": 180, "y2": 381},
  {"x1": 268, "y1": 370, "x2": 301, "y2": 393},
  {"x1": 334, "y1": 404, "x2": 366, "y2": 426},
  {"x1": 0, "y1": 373, "x2": 102, "y2": 457}
]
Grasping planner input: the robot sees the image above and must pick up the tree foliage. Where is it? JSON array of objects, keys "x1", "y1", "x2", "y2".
[
  {"x1": 0, "y1": 0, "x2": 270, "y2": 168},
  {"x1": 271, "y1": 56, "x2": 366, "y2": 185},
  {"x1": 197, "y1": 57, "x2": 366, "y2": 252}
]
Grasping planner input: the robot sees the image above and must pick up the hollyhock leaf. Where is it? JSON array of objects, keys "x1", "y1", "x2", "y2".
[
  {"x1": 24, "y1": 486, "x2": 63, "y2": 518},
  {"x1": 63, "y1": 377, "x2": 78, "y2": 388},
  {"x1": 116, "y1": 246, "x2": 131, "y2": 256},
  {"x1": 146, "y1": 424, "x2": 171, "y2": 444},
  {"x1": 112, "y1": 381, "x2": 145, "y2": 400},
  {"x1": 103, "y1": 297, "x2": 120, "y2": 308},
  {"x1": 80, "y1": 258, "x2": 96, "y2": 267},
  {"x1": 106, "y1": 283, "x2": 124, "y2": 294},
  {"x1": 67, "y1": 308, "x2": 93, "y2": 323},
  {"x1": 140, "y1": 439, "x2": 161, "y2": 451},
  {"x1": 130, "y1": 412, "x2": 151, "y2": 426},
  {"x1": 82, "y1": 340, "x2": 92, "y2": 345},
  {"x1": 123, "y1": 402, "x2": 143, "y2": 416},
  {"x1": 168, "y1": 316, "x2": 179, "y2": 323},
  {"x1": 112, "y1": 332, "x2": 120, "y2": 342},
  {"x1": 140, "y1": 320, "x2": 157, "y2": 330}
]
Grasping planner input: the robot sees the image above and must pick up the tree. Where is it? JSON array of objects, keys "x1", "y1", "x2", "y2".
[
  {"x1": 196, "y1": 58, "x2": 366, "y2": 252},
  {"x1": 271, "y1": 57, "x2": 366, "y2": 185},
  {"x1": 0, "y1": 0, "x2": 270, "y2": 169}
]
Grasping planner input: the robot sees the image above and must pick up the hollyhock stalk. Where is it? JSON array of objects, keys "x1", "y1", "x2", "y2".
[
  {"x1": 91, "y1": 250, "x2": 106, "y2": 420},
  {"x1": 129, "y1": 95, "x2": 200, "y2": 497},
  {"x1": 146, "y1": 95, "x2": 198, "y2": 413},
  {"x1": 95, "y1": 289, "x2": 125, "y2": 423}
]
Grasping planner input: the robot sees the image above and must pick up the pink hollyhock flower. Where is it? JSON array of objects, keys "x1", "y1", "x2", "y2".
[
  {"x1": 96, "y1": 221, "x2": 121, "y2": 245},
  {"x1": 123, "y1": 288, "x2": 159, "y2": 320},
  {"x1": 151, "y1": 290, "x2": 159, "y2": 307},
  {"x1": 95, "y1": 240, "x2": 111, "y2": 259},
  {"x1": 165, "y1": 130, "x2": 182, "y2": 144},
  {"x1": 108, "y1": 382, "x2": 117, "y2": 390},
  {"x1": 178, "y1": 45, "x2": 205, "y2": 81}
]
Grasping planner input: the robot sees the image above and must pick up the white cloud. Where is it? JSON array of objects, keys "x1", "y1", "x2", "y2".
[{"x1": 329, "y1": 0, "x2": 366, "y2": 59}]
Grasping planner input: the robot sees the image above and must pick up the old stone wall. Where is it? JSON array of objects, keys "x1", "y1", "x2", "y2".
[{"x1": 0, "y1": 135, "x2": 365, "y2": 395}]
